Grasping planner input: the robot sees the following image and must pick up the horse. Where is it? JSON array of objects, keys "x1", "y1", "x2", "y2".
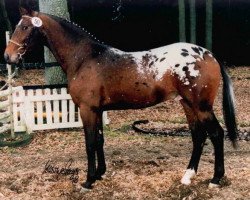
[{"x1": 4, "y1": 7, "x2": 238, "y2": 190}]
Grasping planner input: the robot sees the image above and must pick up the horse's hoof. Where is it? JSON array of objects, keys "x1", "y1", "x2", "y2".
[
  {"x1": 208, "y1": 182, "x2": 220, "y2": 189},
  {"x1": 181, "y1": 178, "x2": 191, "y2": 185},
  {"x1": 81, "y1": 181, "x2": 93, "y2": 190},
  {"x1": 80, "y1": 187, "x2": 92, "y2": 193},
  {"x1": 95, "y1": 175, "x2": 103, "y2": 180},
  {"x1": 181, "y1": 169, "x2": 196, "y2": 185}
]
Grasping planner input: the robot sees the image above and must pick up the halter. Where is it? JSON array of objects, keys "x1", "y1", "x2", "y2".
[
  {"x1": 8, "y1": 39, "x2": 27, "y2": 59},
  {"x1": 8, "y1": 15, "x2": 37, "y2": 60}
]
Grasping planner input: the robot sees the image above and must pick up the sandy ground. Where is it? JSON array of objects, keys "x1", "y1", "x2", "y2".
[{"x1": 0, "y1": 67, "x2": 249, "y2": 199}]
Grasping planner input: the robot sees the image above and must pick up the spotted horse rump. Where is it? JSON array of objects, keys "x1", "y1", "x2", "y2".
[{"x1": 111, "y1": 43, "x2": 215, "y2": 86}]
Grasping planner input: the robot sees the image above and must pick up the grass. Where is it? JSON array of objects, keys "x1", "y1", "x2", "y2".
[{"x1": 167, "y1": 117, "x2": 187, "y2": 124}]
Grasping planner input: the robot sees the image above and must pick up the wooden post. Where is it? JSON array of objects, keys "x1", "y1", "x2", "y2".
[
  {"x1": 189, "y1": 0, "x2": 196, "y2": 44},
  {"x1": 39, "y1": 0, "x2": 69, "y2": 85},
  {"x1": 206, "y1": 0, "x2": 213, "y2": 50},
  {"x1": 178, "y1": 0, "x2": 186, "y2": 42},
  {"x1": 5, "y1": 31, "x2": 14, "y2": 138}
]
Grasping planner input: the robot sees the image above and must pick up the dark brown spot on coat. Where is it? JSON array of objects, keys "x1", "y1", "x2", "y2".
[
  {"x1": 186, "y1": 62, "x2": 196, "y2": 65},
  {"x1": 163, "y1": 52, "x2": 168, "y2": 54},
  {"x1": 175, "y1": 64, "x2": 180, "y2": 67},
  {"x1": 182, "y1": 49, "x2": 188, "y2": 52},
  {"x1": 191, "y1": 47, "x2": 200, "y2": 55},
  {"x1": 149, "y1": 61, "x2": 154, "y2": 67},
  {"x1": 142, "y1": 82, "x2": 149, "y2": 87},
  {"x1": 160, "y1": 58, "x2": 166, "y2": 62},
  {"x1": 182, "y1": 66, "x2": 188, "y2": 71},
  {"x1": 181, "y1": 52, "x2": 189, "y2": 57}
]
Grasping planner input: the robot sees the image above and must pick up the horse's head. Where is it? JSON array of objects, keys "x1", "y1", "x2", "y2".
[{"x1": 4, "y1": 7, "x2": 43, "y2": 64}]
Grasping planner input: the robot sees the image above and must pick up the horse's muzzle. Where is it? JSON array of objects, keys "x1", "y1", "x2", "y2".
[
  {"x1": 4, "y1": 52, "x2": 10, "y2": 63},
  {"x1": 4, "y1": 51, "x2": 20, "y2": 64}
]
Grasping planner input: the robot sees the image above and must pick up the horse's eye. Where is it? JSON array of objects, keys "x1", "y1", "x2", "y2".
[{"x1": 22, "y1": 26, "x2": 28, "y2": 31}]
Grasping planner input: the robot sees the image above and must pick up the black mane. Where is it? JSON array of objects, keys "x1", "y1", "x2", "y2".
[{"x1": 48, "y1": 14, "x2": 103, "y2": 45}]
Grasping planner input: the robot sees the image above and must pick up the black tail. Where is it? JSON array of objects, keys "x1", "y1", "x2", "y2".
[{"x1": 220, "y1": 65, "x2": 238, "y2": 148}]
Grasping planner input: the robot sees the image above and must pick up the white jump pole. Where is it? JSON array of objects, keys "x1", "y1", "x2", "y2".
[{"x1": 5, "y1": 31, "x2": 14, "y2": 139}]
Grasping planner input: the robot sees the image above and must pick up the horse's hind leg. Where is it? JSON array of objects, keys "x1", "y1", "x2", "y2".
[
  {"x1": 206, "y1": 113, "x2": 225, "y2": 188},
  {"x1": 180, "y1": 99, "x2": 207, "y2": 185},
  {"x1": 182, "y1": 102, "x2": 225, "y2": 187}
]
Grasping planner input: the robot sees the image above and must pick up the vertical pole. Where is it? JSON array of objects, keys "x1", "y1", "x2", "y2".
[
  {"x1": 5, "y1": 31, "x2": 14, "y2": 138},
  {"x1": 206, "y1": 0, "x2": 213, "y2": 50},
  {"x1": 189, "y1": 0, "x2": 196, "y2": 44},
  {"x1": 178, "y1": 0, "x2": 186, "y2": 42},
  {"x1": 103, "y1": 111, "x2": 109, "y2": 125}
]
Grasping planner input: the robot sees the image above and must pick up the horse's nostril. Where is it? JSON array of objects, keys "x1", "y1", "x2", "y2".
[{"x1": 4, "y1": 53, "x2": 10, "y2": 62}]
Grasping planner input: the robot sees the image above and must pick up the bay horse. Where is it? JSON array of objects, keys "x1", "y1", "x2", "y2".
[{"x1": 4, "y1": 7, "x2": 238, "y2": 190}]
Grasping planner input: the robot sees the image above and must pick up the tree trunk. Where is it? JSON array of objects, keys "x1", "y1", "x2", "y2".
[
  {"x1": 178, "y1": 0, "x2": 186, "y2": 42},
  {"x1": 39, "y1": 0, "x2": 70, "y2": 85},
  {"x1": 206, "y1": 0, "x2": 213, "y2": 50},
  {"x1": 0, "y1": 0, "x2": 12, "y2": 33},
  {"x1": 189, "y1": 0, "x2": 196, "y2": 44}
]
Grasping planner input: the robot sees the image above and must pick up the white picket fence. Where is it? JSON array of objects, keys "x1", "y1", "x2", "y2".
[
  {"x1": 0, "y1": 85, "x2": 22, "y2": 135},
  {"x1": 1, "y1": 86, "x2": 109, "y2": 134}
]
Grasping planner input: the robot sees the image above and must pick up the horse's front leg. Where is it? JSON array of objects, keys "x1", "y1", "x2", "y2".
[
  {"x1": 80, "y1": 105, "x2": 105, "y2": 189},
  {"x1": 95, "y1": 118, "x2": 106, "y2": 180}
]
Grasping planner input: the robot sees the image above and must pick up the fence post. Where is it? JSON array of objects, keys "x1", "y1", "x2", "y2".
[
  {"x1": 178, "y1": 0, "x2": 186, "y2": 42},
  {"x1": 206, "y1": 0, "x2": 213, "y2": 50},
  {"x1": 189, "y1": 0, "x2": 196, "y2": 44},
  {"x1": 5, "y1": 31, "x2": 14, "y2": 139}
]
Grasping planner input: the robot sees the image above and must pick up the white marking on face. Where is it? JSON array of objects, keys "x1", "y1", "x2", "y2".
[
  {"x1": 110, "y1": 43, "x2": 212, "y2": 85},
  {"x1": 181, "y1": 168, "x2": 196, "y2": 185},
  {"x1": 17, "y1": 19, "x2": 23, "y2": 26}
]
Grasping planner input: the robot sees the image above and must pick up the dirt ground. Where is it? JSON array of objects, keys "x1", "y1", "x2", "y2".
[{"x1": 0, "y1": 67, "x2": 249, "y2": 200}]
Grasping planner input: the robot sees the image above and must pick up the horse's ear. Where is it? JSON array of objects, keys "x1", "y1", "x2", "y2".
[
  {"x1": 19, "y1": 7, "x2": 32, "y2": 16},
  {"x1": 19, "y1": 0, "x2": 37, "y2": 16}
]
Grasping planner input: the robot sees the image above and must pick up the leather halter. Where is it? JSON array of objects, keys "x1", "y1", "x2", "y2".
[
  {"x1": 8, "y1": 15, "x2": 34, "y2": 59},
  {"x1": 9, "y1": 39, "x2": 27, "y2": 59}
]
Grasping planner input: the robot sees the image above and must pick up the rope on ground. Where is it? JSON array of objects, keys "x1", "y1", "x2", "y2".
[{"x1": 132, "y1": 120, "x2": 190, "y2": 137}]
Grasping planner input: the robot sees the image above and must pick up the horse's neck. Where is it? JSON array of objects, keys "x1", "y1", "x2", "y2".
[{"x1": 41, "y1": 14, "x2": 92, "y2": 73}]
